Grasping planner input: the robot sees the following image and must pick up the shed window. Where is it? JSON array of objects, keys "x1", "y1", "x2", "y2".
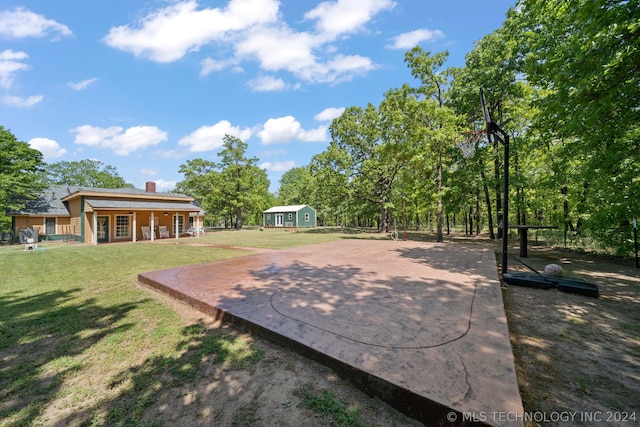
[
  {"x1": 115, "y1": 215, "x2": 130, "y2": 238},
  {"x1": 267, "y1": 214, "x2": 271, "y2": 219},
  {"x1": 288, "y1": 213, "x2": 292, "y2": 220},
  {"x1": 304, "y1": 213, "x2": 310, "y2": 222}
]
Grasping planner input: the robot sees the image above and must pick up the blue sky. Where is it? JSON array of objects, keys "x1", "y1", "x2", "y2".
[{"x1": 1, "y1": 0, "x2": 514, "y2": 193}]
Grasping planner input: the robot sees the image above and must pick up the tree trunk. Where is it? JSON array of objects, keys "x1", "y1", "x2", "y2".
[
  {"x1": 446, "y1": 213, "x2": 450, "y2": 235},
  {"x1": 476, "y1": 195, "x2": 481, "y2": 235},
  {"x1": 380, "y1": 204, "x2": 389, "y2": 233},
  {"x1": 235, "y1": 208, "x2": 243, "y2": 229},
  {"x1": 436, "y1": 155, "x2": 444, "y2": 242}
]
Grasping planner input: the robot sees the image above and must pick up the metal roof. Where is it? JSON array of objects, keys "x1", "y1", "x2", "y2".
[
  {"x1": 85, "y1": 199, "x2": 202, "y2": 212},
  {"x1": 263, "y1": 205, "x2": 311, "y2": 213},
  {"x1": 65, "y1": 186, "x2": 190, "y2": 198},
  {"x1": 9, "y1": 185, "x2": 200, "y2": 216}
]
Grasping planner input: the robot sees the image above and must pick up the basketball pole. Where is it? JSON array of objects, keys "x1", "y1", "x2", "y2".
[
  {"x1": 492, "y1": 126, "x2": 509, "y2": 275},
  {"x1": 480, "y1": 87, "x2": 510, "y2": 274},
  {"x1": 501, "y1": 130, "x2": 509, "y2": 275}
]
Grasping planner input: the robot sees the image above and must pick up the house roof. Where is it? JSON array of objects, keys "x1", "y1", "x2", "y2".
[
  {"x1": 9, "y1": 184, "x2": 199, "y2": 216},
  {"x1": 61, "y1": 186, "x2": 192, "y2": 202},
  {"x1": 85, "y1": 199, "x2": 201, "y2": 212},
  {"x1": 8, "y1": 185, "x2": 74, "y2": 216},
  {"x1": 263, "y1": 205, "x2": 311, "y2": 213}
]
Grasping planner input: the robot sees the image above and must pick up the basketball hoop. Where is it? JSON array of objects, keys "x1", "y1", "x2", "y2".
[{"x1": 457, "y1": 130, "x2": 486, "y2": 159}]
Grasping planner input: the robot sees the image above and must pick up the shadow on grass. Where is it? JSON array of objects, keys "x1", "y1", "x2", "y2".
[
  {"x1": 0, "y1": 289, "x2": 140, "y2": 425},
  {"x1": 46, "y1": 322, "x2": 262, "y2": 427}
]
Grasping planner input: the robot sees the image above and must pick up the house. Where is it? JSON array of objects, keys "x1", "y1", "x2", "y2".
[
  {"x1": 263, "y1": 205, "x2": 316, "y2": 228},
  {"x1": 8, "y1": 182, "x2": 204, "y2": 244}
]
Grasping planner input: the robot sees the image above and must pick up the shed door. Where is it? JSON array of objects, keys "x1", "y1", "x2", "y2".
[{"x1": 275, "y1": 214, "x2": 283, "y2": 227}]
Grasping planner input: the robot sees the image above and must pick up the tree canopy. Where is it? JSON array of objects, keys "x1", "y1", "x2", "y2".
[
  {"x1": 177, "y1": 135, "x2": 271, "y2": 229},
  {"x1": 44, "y1": 159, "x2": 133, "y2": 188},
  {"x1": 0, "y1": 127, "x2": 46, "y2": 231}
]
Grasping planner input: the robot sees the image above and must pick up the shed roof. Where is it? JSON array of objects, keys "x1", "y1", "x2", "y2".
[{"x1": 263, "y1": 205, "x2": 311, "y2": 213}]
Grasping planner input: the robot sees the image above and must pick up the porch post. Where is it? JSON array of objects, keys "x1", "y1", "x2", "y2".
[
  {"x1": 175, "y1": 213, "x2": 179, "y2": 242},
  {"x1": 150, "y1": 212, "x2": 155, "y2": 241},
  {"x1": 132, "y1": 212, "x2": 137, "y2": 242},
  {"x1": 92, "y1": 213, "x2": 97, "y2": 245}
]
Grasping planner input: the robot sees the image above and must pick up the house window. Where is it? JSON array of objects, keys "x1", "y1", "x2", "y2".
[
  {"x1": 115, "y1": 215, "x2": 130, "y2": 238},
  {"x1": 173, "y1": 214, "x2": 184, "y2": 234},
  {"x1": 288, "y1": 213, "x2": 293, "y2": 220},
  {"x1": 267, "y1": 214, "x2": 271, "y2": 219},
  {"x1": 304, "y1": 213, "x2": 310, "y2": 222},
  {"x1": 45, "y1": 217, "x2": 56, "y2": 234}
]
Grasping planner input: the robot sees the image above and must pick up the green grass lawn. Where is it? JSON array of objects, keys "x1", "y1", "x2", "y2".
[{"x1": 0, "y1": 228, "x2": 363, "y2": 426}]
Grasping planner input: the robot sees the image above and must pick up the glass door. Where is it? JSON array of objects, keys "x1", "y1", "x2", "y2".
[{"x1": 97, "y1": 216, "x2": 109, "y2": 243}]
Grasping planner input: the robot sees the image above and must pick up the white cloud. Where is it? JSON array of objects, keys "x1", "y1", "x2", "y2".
[
  {"x1": 28, "y1": 137, "x2": 67, "y2": 160},
  {"x1": 154, "y1": 179, "x2": 177, "y2": 192},
  {"x1": 178, "y1": 120, "x2": 253, "y2": 152},
  {"x1": 199, "y1": 58, "x2": 240, "y2": 76},
  {"x1": 323, "y1": 54, "x2": 376, "y2": 83},
  {"x1": 247, "y1": 75, "x2": 287, "y2": 92},
  {"x1": 258, "y1": 116, "x2": 328, "y2": 145},
  {"x1": 237, "y1": 26, "x2": 376, "y2": 84},
  {"x1": 304, "y1": 0, "x2": 396, "y2": 39},
  {"x1": 2, "y1": 94, "x2": 43, "y2": 107},
  {"x1": 314, "y1": 107, "x2": 345, "y2": 121},
  {"x1": 0, "y1": 7, "x2": 72, "y2": 40},
  {"x1": 71, "y1": 124, "x2": 167, "y2": 156},
  {"x1": 103, "y1": 0, "x2": 279, "y2": 63},
  {"x1": 0, "y1": 49, "x2": 29, "y2": 89},
  {"x1": 140, "y1": 168, "x2": 157, "y2": 176},
  {"x1": 260, "y1": 161, "x2": 296, "y2": 172},
  {"x1": 387, "y1": 28, "x2": 445, "y2": 50},
  {"x1": 103, "y1": 0, "x2": 394, "y2": 86},
  {"x1": 68, "y1": 78, "x2": 97, "y2": 90}
]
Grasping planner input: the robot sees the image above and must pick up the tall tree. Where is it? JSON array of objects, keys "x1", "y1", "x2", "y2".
[
  {"x1": 327, "y1": 103, "x2": 409, "y2": 232},
  {"x1": 508, "y1": 0, "x2": 640, "y2": 143},
  {"x1": 276, "y1": 166, "x2": 314, "y2": 206},
  {"x1": 308, "y1": 145, "x2": 352, "y2": 226},
  {"x1": 177, "y1": 135, "x2": 270, "y2": 229},
  {"x1": 506, "y1": 0, "x2": 640, "y2": 253},
  {"x1": 45, "y1": 159, "x2": 132, "y2": 188},
  {"x1": 404, "y1": 47, "x2": 463, "y2": 242},
  {"x1": 0, "y1": 126, "x2": 46, "y2": 230}
]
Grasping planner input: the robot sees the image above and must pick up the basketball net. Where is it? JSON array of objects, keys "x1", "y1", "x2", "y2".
[{"x1": 457, "y1": 130, "x2": 486, "y2": 159}]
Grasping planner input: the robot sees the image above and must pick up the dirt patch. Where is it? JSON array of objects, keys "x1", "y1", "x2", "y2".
[
  {"x1": 501, "y1": 247, "x2": 639, "y2": 426},
  {"x1": 140, "y1": 291, "x2": 420, "y2": 426}
]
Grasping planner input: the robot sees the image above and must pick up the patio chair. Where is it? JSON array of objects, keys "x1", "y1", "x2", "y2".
[
  {"x1": 158, "y1": 225, "x2": 170, "y2": 238},
  {"x1": 141, "y1": 226, "x2": 151, "y2": 239}
]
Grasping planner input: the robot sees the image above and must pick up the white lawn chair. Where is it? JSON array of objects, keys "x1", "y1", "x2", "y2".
[
  {"x1": 158, "y1": 225, "x2": 170, "y2": 238},
  {"x1": 141, "y1": 226, "x2": 151, "y2": 239}
]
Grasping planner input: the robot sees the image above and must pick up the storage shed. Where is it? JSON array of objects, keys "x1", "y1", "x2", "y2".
[{"x1": 263, "y1": 205, "x2": 316, "y2": 228}]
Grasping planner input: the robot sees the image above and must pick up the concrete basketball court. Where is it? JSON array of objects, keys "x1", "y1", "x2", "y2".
[{"x1": 138, "y1": 239, "x2": 524, "y2": 426}]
